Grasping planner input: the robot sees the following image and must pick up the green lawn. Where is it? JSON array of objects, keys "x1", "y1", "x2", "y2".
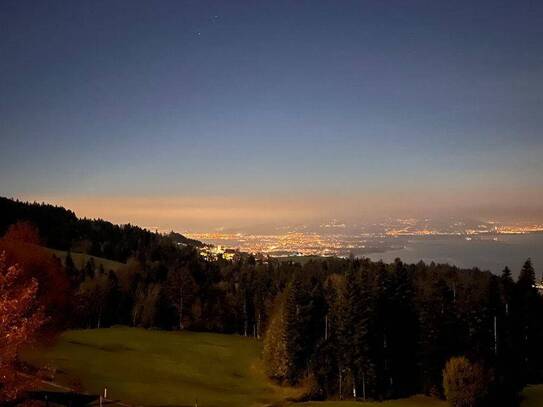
[
  {"x1": 298, "y1": 395, "x2": 445, "y2": 407},
  {"x1": 25, "y1": 327, "x2": 299, "y2": 407},
  {"x1": 25, "y1": 327, "x2": 543, "y2": 407}
]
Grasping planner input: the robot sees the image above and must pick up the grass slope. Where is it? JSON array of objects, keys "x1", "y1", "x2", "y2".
[
  {"x1": 25, "y1": 327, "x2": 299, "y2": 407},
  {"x1": 47, "y1": 248, "x2": 125, "y2": 272},
  {"x1": 25, "y1": 327, "x2": 543, "y2": 407}
]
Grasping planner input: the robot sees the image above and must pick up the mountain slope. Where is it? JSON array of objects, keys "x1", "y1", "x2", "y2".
[{"x1": 0, "y1": 196, "x2": 202, "y2": 262}]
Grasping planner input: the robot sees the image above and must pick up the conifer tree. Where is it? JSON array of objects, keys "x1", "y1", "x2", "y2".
[
  {"x1": 518, "y1": 258, "x2": 535, "y2": 289},
  {"x1": 339, "y1": 266, "x2": 360, "y2": 398},
  {"x1": 500, "y1": 266, "x2": 514, "y2": 315},
  {"x1": 418, "y1": 278, "x2": 457, "y2": 395},
  {"x1": 514, "y1": 258, "x2": 541, "y2": 382},
  {"x1": 284, "y1": 275, "x2": 305, "y2": 383},
  {"x1": 64, "y1": 252, "x2": 79, "y2": 286},
  {"x1": 387, "y1": 260, "x2": 418, "y2": 397}
]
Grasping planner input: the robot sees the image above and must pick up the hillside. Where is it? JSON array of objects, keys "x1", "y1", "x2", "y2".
[
  {"x1": 46, "y1": 248, "x2": 125, "y2": 273},
  {"x1": 0, "y1": 196, "x2": 202, "y2": 262},
  {"x1": 24, "y1": 327, "x2": 543, "y2": 407},
  {"x1": 24, "y1": 327, "x2": 301, "y2": 407}
]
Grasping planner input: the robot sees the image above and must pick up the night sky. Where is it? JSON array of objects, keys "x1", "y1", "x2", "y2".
[{"x1": 1, "y1": 1, "x2": 542, "y2": 230}]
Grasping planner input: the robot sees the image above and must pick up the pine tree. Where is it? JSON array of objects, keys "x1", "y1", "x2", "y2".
[
  {"x1": 342, "y1": 264, "x2": 377, "y2": 400},
  {"x1": 501, "y1": 266, "x2": 512, "y2": 280},
  {"x1": 494, "y1": 268, "x2": 524, "y2": 403},
  {"x1": 500, "y1": 266, "x2": 514, "y2": 315},
  {"x1": 386, "y1": 260, "x2": 418, "y2": 397},
  {"x1": 65, "y1": 252, "x2": 79, "y2": 286},
  {"x1": 284, "y1": 275, "x2": 305, "y2": 384},
  {"x1": 418, "y1": 278, "x2": 458, "y2": 396},
  {"x1": 514, "y1": 258, "x2": 541, "y2": 382},
  {"x1": 311, "y1": 278, "x2": 341, "y2": 397},
  {"x1": 338, "y1": 266, "x2": 360, "y2": 398},
  {"x1": 84, "y1": 258, "x2": 96, "y2": 279},
  {"x1": 166, "y1": 267, "x2": 195, "y2": 330},
  {"x1": 518, "y1": 258, "x2": 535, "y2": 290}
]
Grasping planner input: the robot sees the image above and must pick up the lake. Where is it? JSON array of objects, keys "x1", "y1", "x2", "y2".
[{"x1": 365, "y1": 233, "x2": 543, "y2": 277}]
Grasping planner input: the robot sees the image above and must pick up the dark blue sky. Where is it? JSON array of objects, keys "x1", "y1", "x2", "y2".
[{"x1": 1, "y1": 1, "x2": 542, "y2": 229}]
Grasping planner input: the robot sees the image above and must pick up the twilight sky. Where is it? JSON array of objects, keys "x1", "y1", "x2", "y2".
[{"x1": 1, "y1": 1, "x2": 542, "y2": 231}]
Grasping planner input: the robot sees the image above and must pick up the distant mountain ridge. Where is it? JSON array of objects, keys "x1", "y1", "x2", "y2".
[
  {"x1": 0, "y1": 196, "x2": 202, "y2": 262},
  {"x1": 166, "y1": 230, "x2": 206, "y2": 247}
]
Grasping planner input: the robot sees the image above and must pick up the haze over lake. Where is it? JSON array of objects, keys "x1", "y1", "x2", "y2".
[{"x1": 365, "y1": 233, "x2": 543, "y2": 275}]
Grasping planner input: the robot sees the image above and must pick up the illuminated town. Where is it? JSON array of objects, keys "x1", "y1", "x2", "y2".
[{"x1": 186, "y1": 219, "x2": 543, "y2": 258}]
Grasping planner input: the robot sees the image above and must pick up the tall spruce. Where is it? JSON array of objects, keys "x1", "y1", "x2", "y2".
[
  {"x1": 387, "y1": 260, "x2": 418, "y2": 397},
  {"x1": 284, "y1": 274, "x2": 305, "y2": 383},
  {"x1": 515, "y1": 259, "x2": 542, "y2": 382}
]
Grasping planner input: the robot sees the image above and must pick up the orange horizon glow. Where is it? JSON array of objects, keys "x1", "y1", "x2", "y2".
[{"x1": 17, "y1": 186, "x2": 543, "y2": 233}]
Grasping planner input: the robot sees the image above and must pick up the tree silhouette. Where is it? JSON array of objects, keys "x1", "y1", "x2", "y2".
[{"x1": 0, "y1": 252, "x2": 46, "y2": 402}]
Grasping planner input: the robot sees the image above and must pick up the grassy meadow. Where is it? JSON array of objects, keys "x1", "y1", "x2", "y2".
[
  {"x1": 298, "y1": 395, "x2": 445, "y2": 407},
  {"x1": 25, "y1": 327, "x2": 543, "y2": 407},
  {"x1": 25, "y1": 327, "x2": 299, "y2": 407}
]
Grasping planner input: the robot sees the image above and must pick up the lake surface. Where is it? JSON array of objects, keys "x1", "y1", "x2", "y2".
[{"x1": 365, "y1": 233, "x2": 543, "y2": 277}]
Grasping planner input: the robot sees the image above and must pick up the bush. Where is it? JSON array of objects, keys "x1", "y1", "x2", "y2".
[
  {"x1": 443, "y1": 356, "x2": 492, "y2": 407},
  {"x1": 262, "y1": 294, "x2": 289, "y2": 382}
]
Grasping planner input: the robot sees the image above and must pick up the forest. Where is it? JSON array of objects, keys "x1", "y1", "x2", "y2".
[{"x1": 1, "y1": 197, "x2": 542, "y2": 406}]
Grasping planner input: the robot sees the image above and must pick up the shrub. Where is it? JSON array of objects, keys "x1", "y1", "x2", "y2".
[
  {"x1": 443, "y1": 356, "x2": 492, "y2": 407},
  {"x1": 263, "y1": 294, "x2": 289, "y2": 382}
]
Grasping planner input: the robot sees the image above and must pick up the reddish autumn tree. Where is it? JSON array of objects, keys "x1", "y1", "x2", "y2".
[
  {"x1": 0, "y1": 252, "x2": 46, "y2": 402},
  {"x1": 0, "y1": 222, "x2": 70, "y2": 329},
  {"x1": 3, "y1": 221, "x2": 41, "y2": 246}
]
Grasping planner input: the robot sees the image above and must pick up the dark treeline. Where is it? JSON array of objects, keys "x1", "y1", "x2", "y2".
[
  {"x1": 0, "y1": 197, "x2": 202, "y2": 262},
  {"x1": 67, "y1": 246, "x2": 291, "y2": 333},
  {"x1": 262, "y1": 258, "x2": 543, "y2": 405},
  {"x1": 2, "y1": 197, "x2": 543, "y2": 405}
]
